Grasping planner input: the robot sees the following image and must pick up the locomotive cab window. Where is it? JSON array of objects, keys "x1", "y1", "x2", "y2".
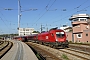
[{"x1": 56, "y1": 32, "x2": 65, "y2": 38}]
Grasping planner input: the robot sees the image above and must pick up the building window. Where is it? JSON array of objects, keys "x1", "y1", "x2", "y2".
[
  {"x1": 73, "y1": 24, "x2": 80, "y2": 27},
  {"x1": 77, "y1": 34, "x2": 82, "y2": 38},
  {"x1": 20, "y1": 29, "x2": 23, "y2": 31},
  {"x1": 26, "y1": 29, "x2": 29, "y2": 31},
  {"x1": 86, "y1": 34, "x2": 88, "y2": 36},
  {"x1": 20, "y1": 32, "x2": 23, "y2": 33},
  {"x1": 79, "y1": 18, "x2": 87, "y2": 21},
  {"x1": 73, "y1": 18, "x2": 78, "y2": 22}
]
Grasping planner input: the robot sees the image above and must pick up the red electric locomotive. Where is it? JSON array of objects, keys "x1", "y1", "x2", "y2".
[{"x1": 37, "y1": 28, "x2": 68, "y2": 48}]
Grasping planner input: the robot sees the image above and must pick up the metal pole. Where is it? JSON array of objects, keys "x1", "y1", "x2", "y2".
[
  {"x1": 41, "y1": 24, "x2": 42, "y2": 33},
  {"x1": 18, "y1": 0, "x2": 21, "y2": 36},
  {"x1": 18, "y1": 0, "x2": 20, "y2": 29}
]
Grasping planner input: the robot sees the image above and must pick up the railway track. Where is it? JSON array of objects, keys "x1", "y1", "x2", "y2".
[
  {"x1": 59, "y1": 48, "x2": 90, "y2": 60},
  {"x1": 0, "y1": 41, "x2": 4, "y2": 45},
  {"x1": 26, "y1": 42, "x2": 62, "y2": 60},
  {"x1": 66, "y1": 48, "x2": 90, "y2": 56},
  {"x1": 26, "y1": 41, "x2": 90, "y2": 60},
  {"x1": 0, "y1": 41, "x2": 13, "y2": 59},
  {"x1": 69, "y1": 44, "x2": 90, "y2": 53}
]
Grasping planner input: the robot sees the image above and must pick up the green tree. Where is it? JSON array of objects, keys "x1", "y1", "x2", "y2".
[{"x1": 33, "y1": 31, "x2": 40, "y2": 33}]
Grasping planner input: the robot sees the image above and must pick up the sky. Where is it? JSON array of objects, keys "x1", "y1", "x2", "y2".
[{"x1": 0, "y1": 0, "x2": 90, "y2": 34}]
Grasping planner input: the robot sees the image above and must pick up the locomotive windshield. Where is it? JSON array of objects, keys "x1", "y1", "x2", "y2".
[{"x1": 56, "y1": 32, "x2": 65, "y2": 38}]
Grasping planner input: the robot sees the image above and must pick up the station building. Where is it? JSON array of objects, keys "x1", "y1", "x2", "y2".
[
  {"x1": 18, "y1": 28, "x2": 34, "y2": 36},
  {"x1": 66, "y1": 14, "x2": 90, "y2": 43}
]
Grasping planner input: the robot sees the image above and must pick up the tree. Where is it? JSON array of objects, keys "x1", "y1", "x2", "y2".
[{"x1": 32, "y1": 31, "x2": 40, "y2": 33}]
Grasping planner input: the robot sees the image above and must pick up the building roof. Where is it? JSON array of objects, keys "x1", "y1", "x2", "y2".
[
  {"x1": 69, "y1": 14, "x2": 90, "y2": 20},
  {"x1": 64, "y1": 27, "x2": 72, "y2": 30}
]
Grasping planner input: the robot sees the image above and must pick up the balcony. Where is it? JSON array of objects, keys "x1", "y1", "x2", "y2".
[{"x1": 72, "y1": 21, "x2": 87, "y2": 25}]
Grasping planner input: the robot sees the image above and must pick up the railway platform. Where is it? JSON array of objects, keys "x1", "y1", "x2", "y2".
[{"x1": 0, "y1": 40, "x2": 38, "y2": 60}]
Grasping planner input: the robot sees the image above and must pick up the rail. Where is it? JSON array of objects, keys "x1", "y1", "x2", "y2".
[
  {"x1": 27, "y1": 43, "x2": 46, "y2": 60},
  {"x1": 0, "y1": 41, "x2": 13, "y2": 59}
]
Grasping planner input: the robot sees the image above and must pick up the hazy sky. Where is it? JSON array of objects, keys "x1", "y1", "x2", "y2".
[{"x1": 0, "y1": 0, "x2": 90, "y2": 34}]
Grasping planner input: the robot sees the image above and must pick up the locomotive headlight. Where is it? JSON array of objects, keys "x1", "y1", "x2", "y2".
[{"x1": 56, "y1": 39, "x2": 58, "y2": 41}]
